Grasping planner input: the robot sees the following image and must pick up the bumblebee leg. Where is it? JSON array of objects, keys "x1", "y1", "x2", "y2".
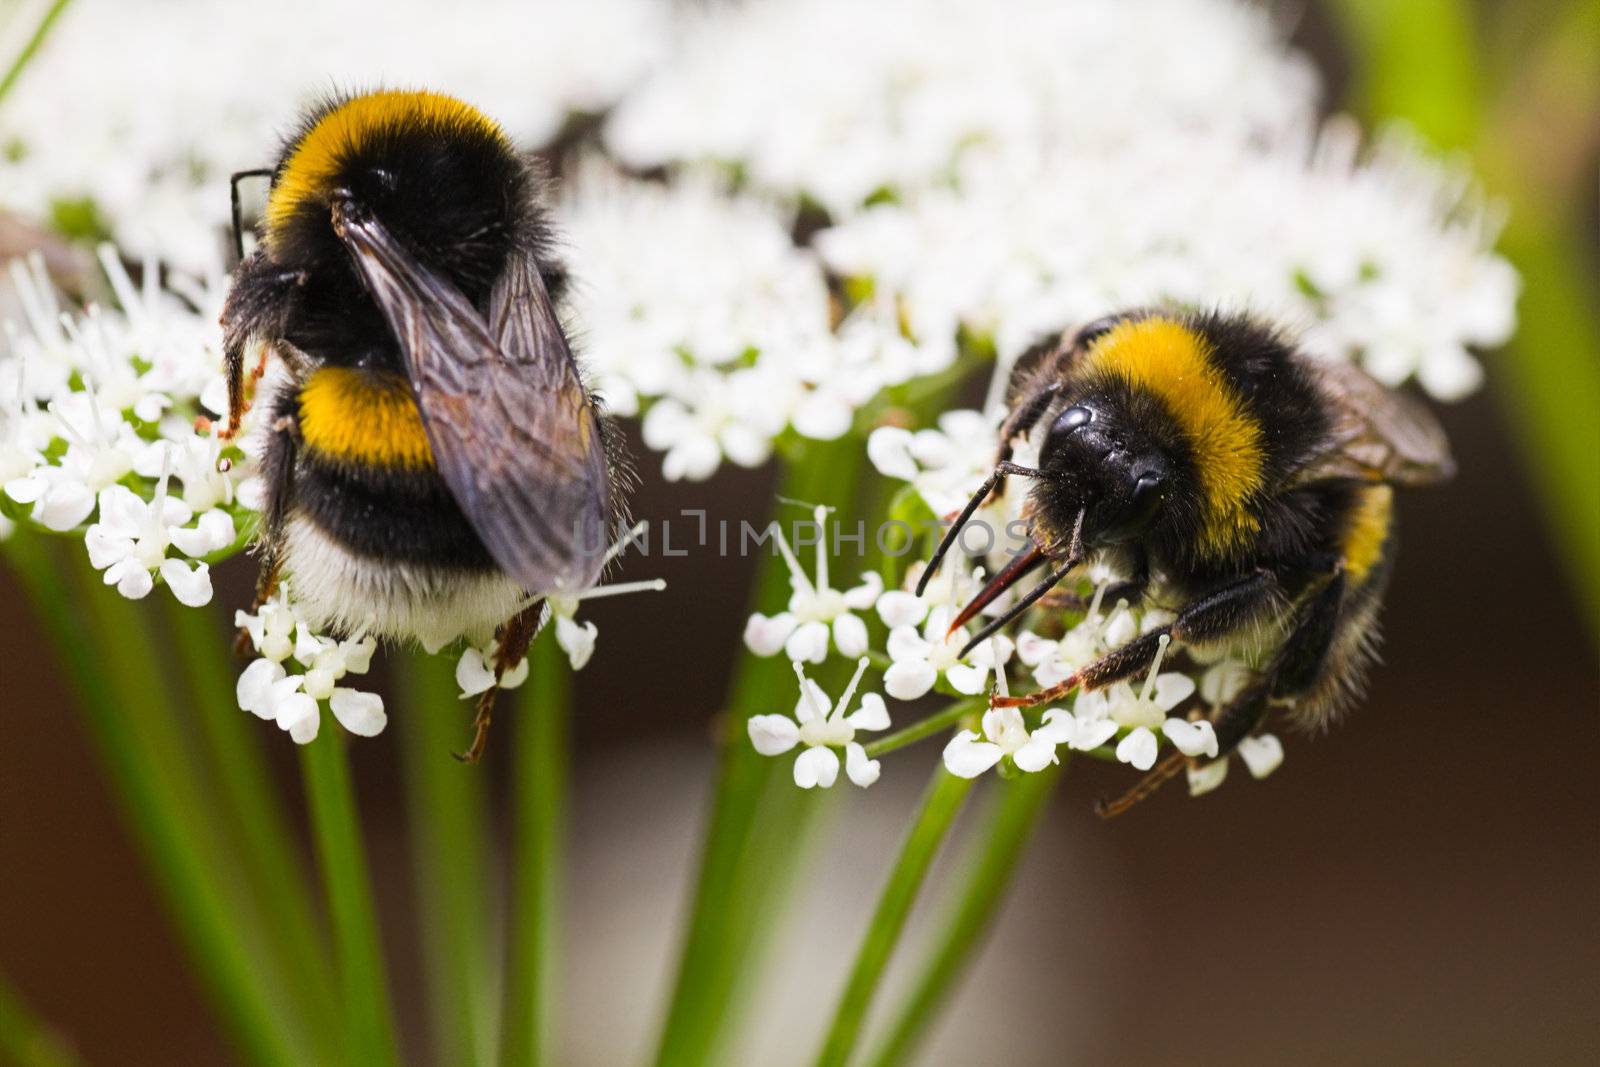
[
  {"x1": 1095, "y1": 681, "x2": 1272, "y2": 818},
  {"x1": 218, "y1": 251, "x2": 301, "y2": 438},
  {"x1": 234, "y1": 409, "x2": 298, "y2": 656},
  {"x1": 993, "y1": 569, "x2": 1278, "y2": 709},
  {"x1": 457, "y1": 602, "x2": 544, "y2": 764}
]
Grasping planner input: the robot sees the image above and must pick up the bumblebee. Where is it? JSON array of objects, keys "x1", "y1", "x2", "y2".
[
  {"x1": 220, "y1": 89, "x2": 625, "y2": 760},
  {"x1": 921, "y1": 309, "x2": 1453, "y2": 814}
]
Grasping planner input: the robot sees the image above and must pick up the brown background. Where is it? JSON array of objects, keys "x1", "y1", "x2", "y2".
[{"x1": 3, "y1": 6, "x2": 1598, "y2": 1066}]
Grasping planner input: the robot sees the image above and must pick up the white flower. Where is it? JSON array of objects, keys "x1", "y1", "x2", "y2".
[
  {"x1": 1014, "y1": 584, "x2": 1129, "y2": 690},
  {"x1": 942, "y1": 707, "x2": 1067, "y2": 778},
  {"x1": 744, "y1": 506, "x2": 882, "y2": 664},
  {"x1": 559, "y1": 167, "x2": 952, "y2": 481},
  {"x1": 1162, "y1": 718, "x2": 1220, "y2": 759},
  {"x1": 233, "y1": 585, "x2": 384, "y2": 743},
  {"x1": 867, "y1": 409, "x2": 1006, "y2": 520},
  {"x1": 747, "y1": 658, "x2": 891, "y2": 789},
  {"x1": 2, "y1": 0, "x2": 669, "y2": 274},
  {"x1": 456, "y1": 643, "x2": 532, "y2": 699},
  {"x1": 609, "y1": 0, "x2": 1313, "y2": 215},
  {"x1": 1071, "y1": 635, "x2": 1196, "y2": 770},
  {"x1": 1187, "y1": 758, "x2": 1231, "y2": 797},
  {"x1": 883, "y1": 605, "x2": 1013, "y2": 701},
  {"x1": 82, "y1": 446, "x2": 232, "y2": 606},
  {"x1": 1238, "y1": 734, "x2": 1286, "y2": 779}
]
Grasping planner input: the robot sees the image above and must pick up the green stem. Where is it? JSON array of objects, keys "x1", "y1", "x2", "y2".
[
  {"x1": 300, "y1": 732, "x2": 401, "y2": 1067},
  {"x1": 0, "y1": 968, "x2": 84, "y2": 1067},
  {"x1": 864, "y1": 698, "x2": 984, "y2": 759},
  {"x1": 652, "y1": 438, "x2": 864, "y2": 1067},
  {"x1": 812, "y1": 768, "x2": 976, "y2": 1067},
  {"x1": 0, "y1": 0, "x2": 72, "y2": 105},
  {"x1": 163, "y1": 599, "x2": 340, "y2": 1047},
  {"x1": 864, "y1": 761, "x2": 1066, "y2": 1067},
  {"x1": 3, "y1": 533, "x2": 310, "y2": 1067},
  {"x1": 501, "y1": 626, "x2": 570, "y2": 1067},
  {"x1": 397, "y1": 651, "x2": 497, "y2": 1067}
]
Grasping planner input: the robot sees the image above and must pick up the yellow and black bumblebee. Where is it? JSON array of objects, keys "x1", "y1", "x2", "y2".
[
  {"x1": 921, "y1": 309, "x2": 1454, "y2": 813},
  {"x1": 221, "y1": 89, "x2": 626, "y2": 760}
]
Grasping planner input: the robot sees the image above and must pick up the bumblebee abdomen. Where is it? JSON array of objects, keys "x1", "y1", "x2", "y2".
[
  {"x1": 299, "y1": 365, "x2": 434, "y2": 468},
  {"x1": 290, "y1": 367, "x2": 494, "y2": 570}
]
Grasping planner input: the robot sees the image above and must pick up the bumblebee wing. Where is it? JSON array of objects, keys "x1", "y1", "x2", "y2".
[
  {"x1": 334, "y1": 201, "x2": 610, "y2": 594},
  {"x1": 1295, "y1": 356, "x2": 1456, "y2": 487}
]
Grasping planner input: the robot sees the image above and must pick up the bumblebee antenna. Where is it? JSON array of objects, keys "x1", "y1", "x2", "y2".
[
  {"x1": 230, "y1": 168, "x2": 274, "y2": 264},
  {"x1": 916, "y1": 460, "x2": 1045, "y2": 597}
]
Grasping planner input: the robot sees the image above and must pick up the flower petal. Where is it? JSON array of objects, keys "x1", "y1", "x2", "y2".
[
  {"x1": 455, "y1": 648, "x2": 497, "y2": 698},
  {"x1": 107, "y1": 559, "x2": 153, "y2": 600},
  {"x1": 748, "y1": 714, "x2": 800, "y2": 756},
  {"x1": 942, "y1": 731, "x2": 1004, "y2": 778},
  {"x1": 845, "y1": 693, "x2": 891, "y2": 732},
  {"x1": 844, "y1": 741, "x2": 881, "y2": 787},
  {"x1": 884, "y1": 658, "x2": 937, "y2": 701},
  {"x1": 1162, "y1": 717, "x2": 1219, "y2": 758},
  {"x1": 944, "y1": 662, "x2": 988, "y2": 696},
  {"x1": 1152, "y1": 672, "x2": 1197, "y2": 712},
  {"x1": 842, "y1": 571, "x2": 884, "y2": 610},
  {"x1": 1187, "y1": 758, "x2": 1230, "y2": 796},
  {"x1": 867, "y1": 426, "x2": 920, "y2": 481},
  {"x1": 556, "y1": 615, "x2": 599, "y2": 670},
  {"x1": 500, "y1": 656, "x2": 530, "y2": 690},
  {"x1": 793, "y1": 745, "x2": 840, "y2": 789},
  {"x1": 831, "y1": 613, "x2": 868, "y2": 658},
  {"x1": 876, "y1": 590, "x2": 928, "y2": 629},
  {"x1": 169, "y1": 509, "x2": 236, "y2": 557},
  {"x1": 1238, "y1": 734, "x2": 1285, "y2": 779},
  {"x1": 275, "y1": 692, "x2": 320, "y2": 745},
  {"x1": 1066, "y1": 712, "x2": 1118, "y2": 752},
  {"x1": 886, "y1": 624, "x2": 932, "y2": 661},
  {"x1": 784, "y1": 620, "x2": 830, "y2": 664},
  {"x1": 743, "y1": 611, "x2": 798, "y2": 656},
  {"x1": 1116, "y1": 727, "x2": 1159, "y2": 771},
  {"x1": 1012, "y1": 733, "x2": 1059, "y2": 773},
  {"x1": 330, "y1": 688, "x2": 387, "y2": 737},
  {"x1": 1014, "y1": 631, "x2": 1057, "y2": 667},
  {"x1": 160, "y1": 559, "x2": 213, "y2": 607},
  {"x1": 236, "y1": 658, "x2": 284, "y2": 719}
]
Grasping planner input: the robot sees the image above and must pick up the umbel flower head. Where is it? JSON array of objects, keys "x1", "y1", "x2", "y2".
[
  {"x1": 558, "y1": 167, "x2": 951, "y2": 482},
  {"x1": 0, "y1": 0, "x2": 669, "y2": 274},
  {"x1": 2, "y1": 249, "x2": 258, "y2": 598}
]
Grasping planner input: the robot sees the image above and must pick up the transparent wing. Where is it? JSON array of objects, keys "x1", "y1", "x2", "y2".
[
  {"x1": 334, "y1": 200, "x2": 610, "y2": 595},
  {"x1": 1294, "y1": 356, "x2": 1456, "y2": 488}
]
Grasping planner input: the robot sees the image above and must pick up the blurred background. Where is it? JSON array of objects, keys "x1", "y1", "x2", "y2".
[{"x1": 2, "y1": 0, "x2": 1597, "y2": 1065}]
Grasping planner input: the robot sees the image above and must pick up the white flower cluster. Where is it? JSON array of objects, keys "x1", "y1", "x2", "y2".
[
  {"x1": 1, "y1": 248, "x2": 257, "y2": 605},
  {"x1": 817, "y1": 121, "x2": 1515, "y2": 400},
  {"x1": 609, "y1": 0, "x2": 1315, "y2": 215},
  {"x1": 558, "y1": 169, "x2": 953, "y2": 481},
  {"x1": 607, "y1": 0, "x2": 1515, "y2": 403},
  {"x1": 0, "y1": 0, "x2": 669, "y2": 273},
  {"x1": 235, "y1": 585, "x2": 384, "y2": 744}
]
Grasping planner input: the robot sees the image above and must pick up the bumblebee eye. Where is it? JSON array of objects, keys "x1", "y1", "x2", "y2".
[{"x1": 1054, "y1": 405, "x2": 1093, "y2": 435}]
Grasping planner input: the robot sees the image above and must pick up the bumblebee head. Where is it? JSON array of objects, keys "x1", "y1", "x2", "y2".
[
  {"x1": 1035, "y1": 399, "x2": 1172, "y2": 549},
  {"x1": 264, "y1": 90, "x2": 526, "y2": 303}
]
